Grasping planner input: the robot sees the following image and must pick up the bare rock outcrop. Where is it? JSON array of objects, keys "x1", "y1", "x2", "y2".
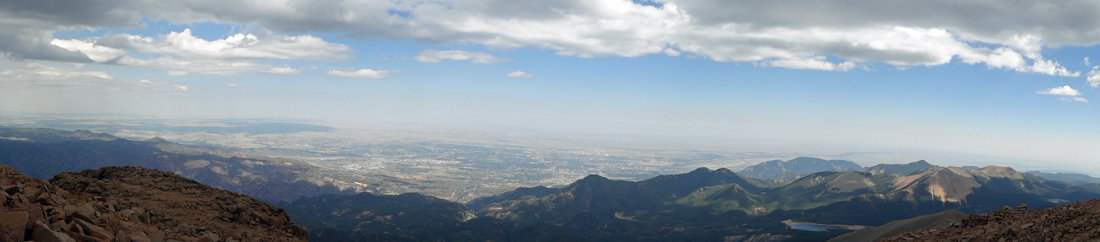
[
  {"x1": 0, "y1": 165, "x2": 307, "y2": 242},
  {"x1": 881, "y1": 201, "x2": 1100, "y2": 241}
]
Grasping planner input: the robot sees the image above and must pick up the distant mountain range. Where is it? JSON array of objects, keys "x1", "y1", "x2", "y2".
[
  {"x1": 0, "y1": 126, "x2": 368, "y2": 203},
  {"x1": 288, "y1": 165, "x2": 1100, "y2": 241},
  {"x1": 6, "y1": 126, "x2": 1100, "y2": 241},
  {"x1": 739, "y1": 157, "x2": 862, "y2": 185}
]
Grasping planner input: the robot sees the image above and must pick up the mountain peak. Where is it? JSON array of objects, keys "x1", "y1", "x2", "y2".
[
  {"x1": 689, "y1": 167, "x2": 712, "y2": 173},
  {"x1": 863, "y1": 160, "x2": 939, "y2": 175},
  {"x1": 142, "y1": 136, "x2": 169, "y2": 143},
  {"x1": 739, "y1": 157, "x2": 862, "y2": 179}
]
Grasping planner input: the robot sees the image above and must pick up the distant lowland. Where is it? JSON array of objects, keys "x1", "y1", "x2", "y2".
[
  {"x1": 2, "y1": 126, "x2": 1100, "y2": 241},
  {"x1": 5, "y1": 119, "x2": 333, "y2": 135}
]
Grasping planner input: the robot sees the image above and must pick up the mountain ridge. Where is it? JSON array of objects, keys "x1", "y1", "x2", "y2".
[{"x1": 0, "y1": 126, "x2": 369, "y2": 203}]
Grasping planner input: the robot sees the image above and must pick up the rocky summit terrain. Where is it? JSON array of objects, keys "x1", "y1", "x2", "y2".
[
  {"x1": 882, "y1": 199, "x2": 1100, "y2": 241},
  {"x1": 0, "y1": 164, "x2": 306, "y2": 242}
]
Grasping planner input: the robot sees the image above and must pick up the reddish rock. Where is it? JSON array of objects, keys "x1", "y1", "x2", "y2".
[
  {"x1": 0, "y1": 165, "x2": 307, "y2": 242},
  {"x1": 882, "y1": 199, "x2": 1100, "y2": 241},
  {"x1": 0, "y1": 211, "x2": 28, "y2": 240},
  {"x1": 32, "y1": 221, "x2": 75, "y2": 242}
]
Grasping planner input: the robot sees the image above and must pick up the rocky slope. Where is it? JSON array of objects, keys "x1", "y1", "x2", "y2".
[
  {"x1": 827, "y1": 209, "x2": 966, "y2": 242},
  {"x1": 0, "y1": 164, "x2": 307, "y2": 242},
  {"x1": 881, "y1": 199, "x2": 1100, "y2": 241}
]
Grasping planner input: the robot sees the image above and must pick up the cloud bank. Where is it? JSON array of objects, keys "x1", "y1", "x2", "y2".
[
  {"x1": 0, "y1": 63, "x2": 189, "y2": 94},
  {"x1": 1, "y1": 0, "x2": 1099, "y2": 76}
]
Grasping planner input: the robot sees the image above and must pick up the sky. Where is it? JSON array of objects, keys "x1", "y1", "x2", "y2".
[{"x1": 0, "y1": 0, "x2": 1098, "y2": 170}]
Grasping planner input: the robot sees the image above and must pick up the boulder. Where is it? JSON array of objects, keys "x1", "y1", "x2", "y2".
[
  {"x1": 32, "y1": 221, "x2": 76, "y2": 242},
  {"x1": 0, "y1": 211, "x2": 28, "y2": 240}
]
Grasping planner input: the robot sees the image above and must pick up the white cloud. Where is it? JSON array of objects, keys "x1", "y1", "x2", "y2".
[
  {"x1": 2, "y1": 0, "x2": 1100, "y2": 75},
  {"x1": 1037, "y1": 85, "x2": 1082, "y2": 96},
  {"x1": 94, "y1": 29, "x2": 352, "y2": 62},
  {"x1": 1088, "y1": 68, "x2": 1100, "y2": 88},
  {"x1": 416, "y1": 50, "x2": 507, "y2": 64},
  {"x1": 763, "y1": 56, "x2": 856, "y2": 71},
  {"x1": 328, "y1": 69, "x2": 397, "y2": 78},
  {"x1": 263, "y1": 66, "x2": 302, "y2": 75},
  {"x1": 1086, "y1": 57, "x2": 1092, "y2": 66},
  {"x1": 49, "y1": 39, "x2": 126, "y2": 62},
  {"x1": 0, "y1": 63, "x2": 187, "y2": 94},
  {"x1": 167, "y1": 70, "x2": 188, "y2": 76},
  {"x1": 115, "y1": 56, "x2": 272, "y2": 75},
  {"x1": 663, "y1": 48, "x2": 681, "y2": 57},
  {"x1": 1025, "y1": 59, "x2": 1079, "y2": 77},
  {"x1": 1062, "y1": 96, "x2": 1088, "y2": 103},
  {"x1": 506, "y1": 71, "x2": 533, "y2": 78}
]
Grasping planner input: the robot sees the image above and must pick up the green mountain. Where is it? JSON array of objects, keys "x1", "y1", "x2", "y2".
[
  {"x1": 466, "y1": 186, "x2": 559, "y2": 213},
  {"x1": 481, "y1": 168, "x2": 766, "y2": 224},
  {"x1": 475, "y1": 165, "x2": 1098, "y2": 240},
  {"x1": 862, "y1": 160, "x2": 938, "y2": 175},
  {"x1": 285, "y1": 193, "x2": 476, "y2": 239},
  {"x1": 0, "y1": 126, "x2": 368, "y2": 203},
  {"x1": 738, "y1": 157, "x2": 863, "y2": 186},
  {"x1": 286, "y1": 192, "x2": 616, "y2": 242}
]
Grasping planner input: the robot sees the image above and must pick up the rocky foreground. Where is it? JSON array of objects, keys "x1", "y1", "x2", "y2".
[
  {"x1": 0, "y1": 165, "x2": 306, "y2": 242},
  {"x1": 881, "y1": 200, "x2": 1100, "y2": 242}
]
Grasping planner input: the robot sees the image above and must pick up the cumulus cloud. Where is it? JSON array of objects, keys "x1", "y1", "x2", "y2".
[
  {"x1": 1037, "y1": 85, "x2": 1087, "y2": 103},
  {"x1": 1088, "y1": 68, "x2": 1100, "y2": 88},
  {"x1": 2, "y1": 0, "x2": 1100, "y2": 75},
  {"x1": 506, "y1": 71, "x2": 533, "y2": 78},
  {"x1": 90, "y1": 29, "x2": 351, "y2": 61},
  {"x1": 1038, "y1": 86, "x2": 1082, "y2": 96},
  {"x1": 416, "y1": 50, "x2": 507, "y2": 64},
  {"x1": 262, "y1": 66, "x2": 302, "y2": 75},
  {"x1": 0, "y1": 63, "x2": 187, "y2": 94},
  {"x1": 328, "y1": 68, "x2": 397, "y2": 78}
]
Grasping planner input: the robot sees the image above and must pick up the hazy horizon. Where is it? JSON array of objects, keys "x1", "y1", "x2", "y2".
[{"x1": 1, "y1": 0, "x2": 1098, "y2": 173}]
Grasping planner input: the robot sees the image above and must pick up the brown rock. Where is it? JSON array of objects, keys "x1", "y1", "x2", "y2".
[
  {"x1": 0, "y1": 211, "x2": 28, "y2": 240},
  {"x1": 33, "y1": 221, "x2": 76, "y2": 242},
  {"x1": 75, "y1": 219, "x2": 114, "y2": 241},
  {"x1": 196, "y1": 232, "x2": 220, "y2": 242},
  {"x1": 71, "y1": 203, "x2": 97, "y2": 222}
]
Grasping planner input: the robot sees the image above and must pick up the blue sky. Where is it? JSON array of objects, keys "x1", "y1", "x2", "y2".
[{"x1": 0, "y1": 0, "x2": 1098, "y2": 170}]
